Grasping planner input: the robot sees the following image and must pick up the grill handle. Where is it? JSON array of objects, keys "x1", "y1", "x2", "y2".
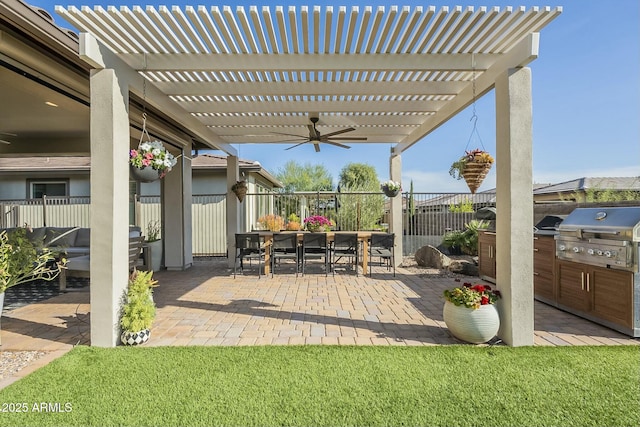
[{"x1": 560, "y1": 227, "x2": 620, "y2": 239}]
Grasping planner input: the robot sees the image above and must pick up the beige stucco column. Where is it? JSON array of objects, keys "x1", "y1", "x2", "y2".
[
  {"x1": 389, "y1": 152, "x2": 403, "y2": 266},
  {"x1": 495, "y1": 67, "x2": 534, "y2": 346},
  {"x1": 162, "y1": 142, "x2": 193, "y2": 270},
  {"x1": 226, "y1": 155, "x2": 240, "y2": 267},
  {"x1": 89, "y1": 68, "x2": 130, "y2": 347}
]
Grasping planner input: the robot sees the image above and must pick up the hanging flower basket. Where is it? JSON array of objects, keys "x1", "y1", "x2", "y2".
[
  {"x1": 380, "y1": 180, "x2": 402, "y2": 197},
  {"x1": 129, "y1": 140, "x2": 177, "y2": 183},
  {"x1": 231, "y1": 180, "x2": 248, "y2": 202},
  {"x1": 449, "y1": 149, "x2": 494, "y2": 194}
]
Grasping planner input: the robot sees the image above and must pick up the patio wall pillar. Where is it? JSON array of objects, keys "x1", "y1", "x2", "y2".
[
  {"x1": 162, "y1": 142, "x2": 193, "y2": 270},
  {"x1": 89, "y1": 68, "x2": 130, "y2": 347},
  {"x1": 389, "y1": 152, "x2": 403, "y2": 266},
  {"x1": 495, "y1": 66, "x2": 534, "y2": 347},
  {"x1": 226, "y1": 155, "x2": 240, "y2": 267}
]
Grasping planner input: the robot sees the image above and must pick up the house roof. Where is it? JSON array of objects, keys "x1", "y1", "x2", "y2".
[
  {"x1": 54, "y1": 4, "x2": 561, "y2": 155},
  {"x1": 0, "y1": 154, "x2": 283, "y2": 187},
  {"x1": 533, "y1": 177, "x2": 640, "y2": 195}
]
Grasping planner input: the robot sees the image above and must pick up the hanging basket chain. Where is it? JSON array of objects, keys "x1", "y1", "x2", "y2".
[{"x1": 464, "y1": 52, "x2": 486, "y2": 153}]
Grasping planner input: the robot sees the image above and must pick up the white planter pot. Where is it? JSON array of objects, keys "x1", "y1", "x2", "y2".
[
  {"x1": 443, "y1": 300, "x2": 500, "y2": 344},
  {"x1": 147, "y1": 240, "x2": 163, "y2": 272}
]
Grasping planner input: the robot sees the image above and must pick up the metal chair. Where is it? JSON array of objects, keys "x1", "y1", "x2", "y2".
[
  {"x1": 331, "y1": 233, "x2": 359, "y2": 276},
  {"x1": 234, "y1": 233, "x2": 265, "y2": 278},
  {"x1": 301, "y1": 233, "x2": 329, "y2": 276},
  {"x1": 271, "y1": 233, "x2": 299, "y2": 277},
  {"x1": 369, "y1": 233, "x2": 395, "y2": 277}
]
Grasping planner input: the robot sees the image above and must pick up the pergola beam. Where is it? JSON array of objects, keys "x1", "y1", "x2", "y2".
[
  {"x1": 79, "y1": 32, "x2": 237, "y2": 155},
  {"x1": 393, "y1": 32, "x2": 539, "y2": 154}
]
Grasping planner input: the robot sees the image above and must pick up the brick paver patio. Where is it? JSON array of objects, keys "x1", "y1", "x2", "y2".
[{"x1": 1, "y1": 258, "x2": 638, "y2": 351}]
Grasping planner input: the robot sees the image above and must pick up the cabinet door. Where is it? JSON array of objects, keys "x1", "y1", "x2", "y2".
[
  {"x1": 478, "y1": 232, "x2": 496, "y2": 281},
  {"x1": 557, "y1": 260, "x2": 591, "y2": 312},
  {"x1": 591, "y1": 266, "x2": 634, "y2": 329},
  {"x1": 534, "y1": 236, "x2": 556, "y2": 301}
]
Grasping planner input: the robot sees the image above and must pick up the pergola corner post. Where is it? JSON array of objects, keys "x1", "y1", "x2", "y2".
[
  {"x1": 89, "y1": 67, "x2": 131, "y2": 347},
  {"x1": 389, "y1": 152, "x2": 403, "y2": 267},
  {"x1": 226, "y1": 155, "x2": 240, "y2": 267},
  {"x1": 162, "y1": 142, "x2": 193, "y2": 270},
  {"x1": 495, "y1": 66, "x2": 534, "y2": 347}
]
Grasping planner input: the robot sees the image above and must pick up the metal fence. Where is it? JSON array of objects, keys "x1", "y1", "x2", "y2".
[{"x1": 1, "y1": 191, "x2": 496, "y2": 256}]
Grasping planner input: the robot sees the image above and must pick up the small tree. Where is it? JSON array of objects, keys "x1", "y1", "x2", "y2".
[
  {"x1": 0, "y1": 228, "x2": 65, "y2": 293},
  {"x1": 336, "y1": 163, "x2": 384, "y2": 230}
]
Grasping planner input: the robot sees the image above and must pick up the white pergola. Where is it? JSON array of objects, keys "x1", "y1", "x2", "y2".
[{"x1": 56, "y1": 4, "x2": 561, "y2": 347}]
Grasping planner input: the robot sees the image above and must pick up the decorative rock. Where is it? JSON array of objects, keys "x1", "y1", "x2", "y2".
[
  {"x1": 414, "y1": 245, "x2": 451, "y2": 269},
  {"x1": 448, "y1": 259, "x2": 478, "y2": 276}
]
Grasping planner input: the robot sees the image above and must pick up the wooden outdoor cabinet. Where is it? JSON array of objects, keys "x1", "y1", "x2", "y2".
[
  {"x1": 533, "y1": 235, "x2": 556, "y2": 304},
  {"x1": 478, "y1": 231, "x2": 496, "y2": 283},
  {"x1": 556, "y1": 259, "x2": 634, "y2": 331}
]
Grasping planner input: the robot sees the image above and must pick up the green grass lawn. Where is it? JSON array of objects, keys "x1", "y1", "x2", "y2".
[{"x1": 0, "y1": 345, "x2": 638, "y2": 427}]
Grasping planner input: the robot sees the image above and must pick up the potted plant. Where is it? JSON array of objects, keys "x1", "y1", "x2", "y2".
[
  {"x1": 449, "y1": 149, "x2": 494, "y2": 194},
  {"x1": 286, "y1": 213, "x2": 301, "y2": 231},
  {"x1": 120, "y1": 269, "x2": 157, "y2": 346},
  {"x1": 129, "y1": 140, "x2": 177, "y2": 183},
  {"x1": 380, "y1": 180, "x2": 402, "y2": 197},
  {"x1": 303, "y1": 215, "x2": 333, "y2": 232},
  {"x1": 257, "y1": 214, "x2": 285, "y2": 231},
  {"x1": 145, "y1": 220, "x2": 163, "y2": 272},
  {"x1": 442, "y1": 281, "x2": 501, "y2": 343},
  {"x1": 0, "y1": 228, "x2": 65, "y2": 344},
  {"x1": 231, "y1": 180, "x2": 248, "y2": 202}
]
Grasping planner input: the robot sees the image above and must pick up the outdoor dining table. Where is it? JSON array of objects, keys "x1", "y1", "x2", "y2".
[{"x1": 256, "y1": 230, "x2": 374, "y2": 275}]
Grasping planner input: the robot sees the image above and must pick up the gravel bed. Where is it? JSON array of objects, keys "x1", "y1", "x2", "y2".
[{"x1": 0, "y1": 351, "x2": 49, "y2": 380}]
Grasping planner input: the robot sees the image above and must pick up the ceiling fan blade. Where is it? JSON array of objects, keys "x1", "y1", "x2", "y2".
[
  {"x1": 0, "y1": 139, "x2": 11, "y2": 145},
  {"x1": 0, "y1": 131, "x2": 17, "y2": 136},
  {"x1": 313, "y1": 143, "x2": 321, "y2": 152},
  {"x1": 285, "y1": 142, "x2": 309, "y2": 150},
  {"x1": 308, "y1": 124, "x2": 319, "y2": 139},
  {"x1": 320, "y1": 127, "x2": 355, "y2": 138},
  {"x1": 325, "y1": 136, "x2": 368, "y2": 141},
  {"x1": 324, "y1": 141, "x2": 351, "y2": 149},
  {"x1": 271, "y1": 131, "x2": 308, "y2": 138}
]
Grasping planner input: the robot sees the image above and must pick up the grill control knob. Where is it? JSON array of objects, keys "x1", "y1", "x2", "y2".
[
  {"x1": 597, "y1": 250, "x2": 603, "y2": 256},
  {"x1": 558, "y1": 244, "x2": 566, "y2": 251},
  {"x1": 604, "y1": 250, "x2": 612, "y2": 258},
  {"x1": 587, "y1": 249, "x2": 595, "y2": 255},
  {"x1": 572, "y1": 247, "x2": 580, "y2": 253}
]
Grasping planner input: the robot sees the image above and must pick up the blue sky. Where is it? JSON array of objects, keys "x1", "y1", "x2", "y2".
[{"x1": 35, "y1": 0, "x2": 639, "y2": 191}]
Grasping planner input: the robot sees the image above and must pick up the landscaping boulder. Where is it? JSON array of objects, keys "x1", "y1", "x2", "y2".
[
  {"x1": 448, "y1": 259, "x2": 478, "y2": 276},
  {"x1": 414, "y1": 245, "x2": 451, "y2": 269}
]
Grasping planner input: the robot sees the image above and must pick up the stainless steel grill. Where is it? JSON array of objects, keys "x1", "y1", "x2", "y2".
[{"x1": 556, "y1": 207, "x2": 640, "y2": 272}]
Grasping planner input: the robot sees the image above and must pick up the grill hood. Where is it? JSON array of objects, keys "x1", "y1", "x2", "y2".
[{"x1": 558, "y1": 207, "x2": 640, "y2": 242}]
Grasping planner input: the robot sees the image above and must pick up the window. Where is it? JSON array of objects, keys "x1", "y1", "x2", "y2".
[{"x1": 29, "y1": 180, "x2": 68, "y2": 198}]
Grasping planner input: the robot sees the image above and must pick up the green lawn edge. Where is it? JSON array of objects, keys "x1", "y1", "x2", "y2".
[{"x1": 1, "y1": 345, "x2": 638, "y2": 427}]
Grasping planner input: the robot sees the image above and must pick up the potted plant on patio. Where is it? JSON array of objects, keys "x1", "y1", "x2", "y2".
[
  {"x1": 120, "y1": 269, "x2": 157, "y2": 346},
  {"x1": 257, "y1": 214, "x2": 285, "y2": 231},
  {"x1": 0, "y1": 227, "x2": 65, "y2": 345},
  {"x1": 286, "y1": 213, "x2": 301, "y2": 231},
  {"x1": 303, "y1": 215, "x2": 333, "y2": 232},
  {"x1": 129, "y1": 140, "x2": 177, "y2": 183},
  {"x1": 449, "y1": 149, "x2": 494, "y2": 194},
  {"x1": 145, "y1": 220, "x2": 163, "y2": 272},
  {"x1": 442, "y1": 281, "x2": 501, "y2": 344}
]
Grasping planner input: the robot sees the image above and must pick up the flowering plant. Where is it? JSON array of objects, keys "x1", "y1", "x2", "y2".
[
  {"x1": 257, "y1": 214, "x2": 285, "y2": 231},
  {"x1": 380, "y1": 180, "x2": 402, "y2": 192},
  {"x1": 449, "y1": 149, "x2": 494, "y2": 180},
  {"x1": 443, "y1": 281, "x2": 501, "y2": 309},
  {"x1": 303, "y1": 215, "x2": 333, "y2": 232},
  {"x1": 129, "y1": 140, "x2": 177, "y2": 173}
]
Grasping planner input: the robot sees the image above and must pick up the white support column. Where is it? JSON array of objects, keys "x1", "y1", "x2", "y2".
[
  {"x1": 162, "y1": 142, "x2": 193, "y2": 270},
  {"x1": 495, "y1": 67, "x2": 534, "y2": 347},
  {"x1": 89, "y1": 68, "x2": 130, "y2": 347},
  {"x1": 389, "y1": 152, "x2": 403, "y2": 266},
  {"x1": 226, "y1": 155, "x2": 240, "y2": 267}
]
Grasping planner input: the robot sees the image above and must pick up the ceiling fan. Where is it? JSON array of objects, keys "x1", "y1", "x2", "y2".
[
  {"x1": 272, "y1": 117, "x2": 367, "y2": 152},
  {"x1": 0, "y1": 131, "x2": 16, "y2": 145}
]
